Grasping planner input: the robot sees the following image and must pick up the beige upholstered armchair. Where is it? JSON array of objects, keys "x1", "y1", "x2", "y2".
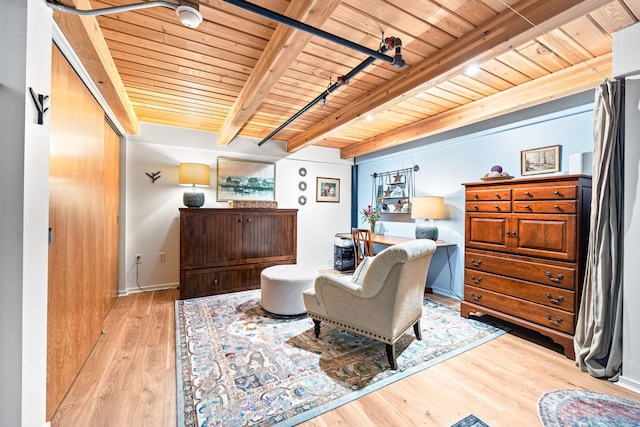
[{"x1": 303, "y1": 239, "x2": 437, "y2": 369}]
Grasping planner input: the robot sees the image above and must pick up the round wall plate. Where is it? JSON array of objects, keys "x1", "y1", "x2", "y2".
[
  {"x1": 298, "y1": 181, "x2": 307, "y2": 191},
  {"x1": 298, "y1": 195, "x2": 307, "y2": 205},
  {"x1": 299, "y1": 167, "x2": 307, "y2": 177}
]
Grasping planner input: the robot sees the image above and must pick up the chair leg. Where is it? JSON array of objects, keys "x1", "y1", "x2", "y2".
[
  {"x1": 386, "y1": 343, "x2": 397, "y2": 370},
  {"x1": 313, "y1": 319, "x2": 321, "y2": 338},
  {"x1": 413, "y1": 319, "x2": 422, "y2": 340}
]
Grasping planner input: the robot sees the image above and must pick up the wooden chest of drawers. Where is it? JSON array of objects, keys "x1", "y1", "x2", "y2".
[{"x1": 461, "y1": 175, "x2": 591, "y2": 358}]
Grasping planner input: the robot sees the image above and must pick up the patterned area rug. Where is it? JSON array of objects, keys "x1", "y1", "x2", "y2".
[
  {"x1": 176, "y1": 290, "x2": 507, "y2": 427},
  {"x1": 451, "y1": 414, "x2": 490, "y2": 426},
  {"x1": 538, "y1": 389, "x2": 640, "y2": 426}
]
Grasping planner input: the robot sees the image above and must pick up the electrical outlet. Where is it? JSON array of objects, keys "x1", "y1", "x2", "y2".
[
  {"x1": 136, "y1": 254, "x2": 142, "y2": 264},
  {"x1": 158, "y1": 252, "x2": 166, "y2": 263}
]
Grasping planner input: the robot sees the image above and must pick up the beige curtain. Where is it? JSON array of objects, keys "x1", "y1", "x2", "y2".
[{"x1": 574, "y1": 79, "x2": 624, "y2": 380}]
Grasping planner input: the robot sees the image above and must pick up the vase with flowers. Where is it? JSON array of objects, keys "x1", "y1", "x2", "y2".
[{"x1": 361, "y1": 205, "x2": 381, "y2": 234}]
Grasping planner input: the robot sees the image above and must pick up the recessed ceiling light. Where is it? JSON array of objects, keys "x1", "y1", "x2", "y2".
[{"x1": 465, "y1": 63, "x2": 481, "y2": 76}]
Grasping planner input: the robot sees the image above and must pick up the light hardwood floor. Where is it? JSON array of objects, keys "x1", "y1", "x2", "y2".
[{"x1": 51, "y1": 289, "x2": 640, "y2": 427}]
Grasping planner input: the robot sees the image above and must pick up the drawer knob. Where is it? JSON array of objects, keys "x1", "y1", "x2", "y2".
[
  {"x1": 545, "y1": 293, "x2": 564, "y2": 304},
  {"x1": 554, "y1": 204, "x2": 561, "y2": 210},
  {"x1": 554, "y1": 190, "x2": 562, "y2": 197},
  {"x1": 545, "y1": 313, "x2": 563, "y2": 326},
  {"x1": 495, "y1": 193, "x2": 501, "y2": 199},
  {"x1": 545, "y1": 272, "x2": 564, "y2": 282},
  {"x1": 473, "y1": 193, "x2": 479, "y2": 199},
  {"x1": 510, "y1": 231, "x2": 517, "y2": 236},
  {"x1": 474, "y1": 205, "x2": 479, "y2": 210},
  {"x1": 494, "y1": 205, "x2": 500, "y2": 210},
  {"x1": 471, "y1": 292, "x2": 482, "y2": 301},
  {"x1": 471, "y1": 275, "x2": 482, "y2": 283},
  {"x1": 470, "y1": 258, "x2": 482, "y2": 266},
  {"x1": 524, "y1": 204, "x2": 531, "y2": 210},
  {"x1": 524, "y1": 191, "x2": 532, "y2": 198}
]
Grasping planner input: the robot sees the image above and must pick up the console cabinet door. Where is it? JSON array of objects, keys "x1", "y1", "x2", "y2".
[
  {"x1": 241, "y1": 211, "x2": 297, "y2": 262},
  {"x1": 180, "y1": 210, "x2": 244, "y2": 269}
]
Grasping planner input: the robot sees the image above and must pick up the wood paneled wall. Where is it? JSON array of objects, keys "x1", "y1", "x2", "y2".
[{"x1": 47, "y1": 44, "x2": 120, "y2": 420}]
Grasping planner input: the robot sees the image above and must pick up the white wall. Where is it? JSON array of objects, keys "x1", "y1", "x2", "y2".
[
  {"x1": 124, "y1": 124, "x2": 352, "y2": 294},
  {"x1": 355, "y1": 97, "x2": 595, "y2": 299},
  {"x1": 615, "y1": 22, "x2": 640, "y2": 392},
  {"x1": 0, "y1": 0, "x2": 52, "y2": 426}
]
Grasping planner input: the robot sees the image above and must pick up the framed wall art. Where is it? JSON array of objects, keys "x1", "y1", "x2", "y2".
[
  {"x1": 316, "y1": 177, "x2": 340, "y2": 202},
  {"x1": 521, "y1": 145, "x2": 561, "y2": 176},
  {"x1": 216, "y1": 157, "x2": 275, "y2": 201}
]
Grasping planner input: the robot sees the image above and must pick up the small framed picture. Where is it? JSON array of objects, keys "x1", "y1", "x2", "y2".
[
  {"x1": 316, "y1": 177, "x2": 340, "y2": 202},
  {"x1": 521, "y1": 145, "x2": 561, "y2": 176}
]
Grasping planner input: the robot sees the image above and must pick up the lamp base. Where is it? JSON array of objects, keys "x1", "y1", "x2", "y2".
[
  {"x1": 183, "y1": 191, "x2": 204, "y2": 208},
  {"x1": 415, "y1": 221, "x2": 438, "y2": 240}
]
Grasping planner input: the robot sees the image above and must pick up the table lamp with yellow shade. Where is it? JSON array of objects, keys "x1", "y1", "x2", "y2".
[
  {"x1": 411, "y1": 196, "x2": 444, "y2": 240},
  {"x1": 179, "y1": 163, "x2": 210, "y2": 208}
]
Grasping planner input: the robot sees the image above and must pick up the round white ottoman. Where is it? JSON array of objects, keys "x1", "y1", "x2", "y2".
[{"x1": 260, "y1": 265, "x2": 318, "y2": 316}]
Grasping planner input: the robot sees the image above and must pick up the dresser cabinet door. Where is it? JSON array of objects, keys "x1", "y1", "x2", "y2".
[
  {"x1": 511, "y1": 214, "x2": 576, "y2": 261},
  {"x1": 465, "y1": 213, "x2": 510, "y2": 251}
]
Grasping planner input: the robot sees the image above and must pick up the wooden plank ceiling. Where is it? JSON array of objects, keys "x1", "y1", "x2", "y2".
[{"x1": 53, "y1": 0, "x2": 640, "y2": 158}]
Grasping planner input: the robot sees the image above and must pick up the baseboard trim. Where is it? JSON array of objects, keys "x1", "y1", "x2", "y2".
[
  {"x1": 617, "y1": 375, "x2": 640, "y2": 394},
  {"x1": 119, "y1": 283, "x2": 179, "y2": 296}
]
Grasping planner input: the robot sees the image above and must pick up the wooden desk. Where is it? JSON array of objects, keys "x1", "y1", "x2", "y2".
[
  {"x1": 335, "y1": 233, "x2": 456, "y2": 248},
  {"x1": 334, "y1": 233, "x2": 456, "y2": 293}
]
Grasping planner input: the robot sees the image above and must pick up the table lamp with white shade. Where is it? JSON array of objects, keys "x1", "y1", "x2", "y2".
[
  {"x1": 411, "y1": 196, "x2": 444, "y2": 240},
  {"x1": 179, "y1": 163, "x2": 210, "y2": 208}
]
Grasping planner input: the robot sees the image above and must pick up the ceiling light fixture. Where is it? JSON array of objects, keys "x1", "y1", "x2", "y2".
[
  {"x1": 176, "y1": 2, "x2": 202, "y2": 28},
  {"x1": 46, "y1": 0, "x2": 203, "y2": 29}
]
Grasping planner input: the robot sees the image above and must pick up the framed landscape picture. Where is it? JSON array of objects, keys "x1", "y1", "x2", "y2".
[
  {"x1": 521, "y1": 145, "x2": 561, "y2": 176},
  {"x1": 316, "y1": 177, "x2": 340, "y2": 202},
  {"x1": 216, "y1": 157, "x2": 275, "y2": 201}
]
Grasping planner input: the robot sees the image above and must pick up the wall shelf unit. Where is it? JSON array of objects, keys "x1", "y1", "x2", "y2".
[{"x1": 371, "y1": 165, "x2": 418, "y2": 216}]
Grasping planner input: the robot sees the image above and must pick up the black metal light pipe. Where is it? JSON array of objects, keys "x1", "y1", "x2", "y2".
[
  {"x1": 221, "y1": 0, "x2": 403, "y2": 67},
  {"x1": 257, "y1": 46, "x2": 387, "y2": 147}
]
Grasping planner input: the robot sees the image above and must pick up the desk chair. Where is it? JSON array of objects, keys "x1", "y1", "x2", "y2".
[{"x1": 352, "y1": 227, "x2": 374, "y2": 268}]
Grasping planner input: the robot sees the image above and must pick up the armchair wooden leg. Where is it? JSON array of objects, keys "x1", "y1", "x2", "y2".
[
  {"x1": 312, "y1": 319, "x2": 321, "y2": 338},
  {"x1": 413, "y1": 319, "x2": 422, "y2": 340},
  {"x1": 386, "y1": 343, "x2": 398, "y2": 370}
]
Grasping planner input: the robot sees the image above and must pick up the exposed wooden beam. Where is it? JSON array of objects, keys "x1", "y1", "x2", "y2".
[
  {"x1": 217, "y1": 0, "x2": 342, "y2": 146},
  {"x1": 286, "y1": 0, "x2": 610, "y2": 153},
  {"x1": 52, "y1": 0, "x2": 138, "y2": 134},
  {"x1": 341, "y1": 53, "x2": 611, "y2": 159}
]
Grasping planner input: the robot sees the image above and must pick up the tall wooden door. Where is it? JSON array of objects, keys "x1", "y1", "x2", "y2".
[{"x1": 47, "y1": 44, "x2": 120, "y2": 420}]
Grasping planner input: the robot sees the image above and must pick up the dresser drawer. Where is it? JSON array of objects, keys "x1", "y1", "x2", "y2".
[
  {"x1": 466, "y1": 201, "x2": 512, "y2": 213},
  {"x1": 466, "y1": 188, "x2": 512, "y2": 201},
  {"x1": 513, "y1": 200, "x2": 577, "y2": 214},
  {"x1": 465, "y1": 250, "x2": 575, "y2": 290},
  {"x1": 465, "y1": 285, "x2": 574, "y2": 334},
  {"x1": 514, "y1": 185, "x2": 578, "y2": 200},
  {"x1": 464, "y1": 269, "x2": 575, "y2": 311}
]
